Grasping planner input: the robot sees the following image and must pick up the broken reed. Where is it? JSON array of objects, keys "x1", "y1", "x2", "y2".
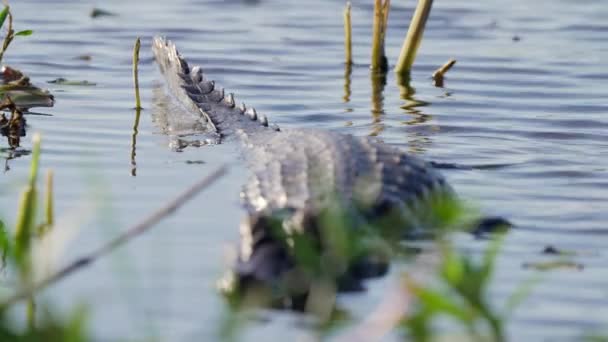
[
  {"x1": 395, "y1": 0, "x2": 433, "y2": 76},
  {"x1": 371, "y1": 0, "x2": 390, "y2": 72},
  {"x1": 432, "y1": 58, "x2": 456, "y2": 87},
  {"x1": 344, "y1": 2, "x2": 352, "y2": 65},
  {"x1": 132, "y1": 37, "x2": 142, "y2": 110}
]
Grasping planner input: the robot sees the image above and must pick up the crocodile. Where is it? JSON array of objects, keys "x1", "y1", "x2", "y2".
[{"x1": 152, "y1": 37, "x2": 470, "y2": 307}]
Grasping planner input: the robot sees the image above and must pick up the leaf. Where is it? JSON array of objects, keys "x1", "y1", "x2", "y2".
[
  {"x1": 15, "y1": 29, "x2": 33, "y2": 37},
  {"x1": 405, "y1": 276, "x2": 472, "y2": 323},
  {"x1": 441, "y1": 246, "x2": 464, "y2": 286},
  {"x1": 0, "y1": 220, "x2": 13, "y2": 264},
  {"x1": 479, "y1": 234, "x2": 505, "y2": 287},
  {"x1": 0, "y1": 6, "x2": 8, "y2": 30},
  {"x1": 504, "y1": 275, "x2": 542, "y2": 317}
]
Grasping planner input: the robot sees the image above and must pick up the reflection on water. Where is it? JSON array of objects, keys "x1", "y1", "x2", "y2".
[
  {"x1": 0, "y1": 102, "x2": 26, "y2": 149},
  {"x1": 1, "y1": 147, "x2": 29, "y2": 172},
  {"x1": 394, "y1": 73, "x2": 434, "y2": 153},
  {"x1": 369, "y1": 70, "x2": 386, "y2": 136},
  {"x1": 151, "y1": 86, "x2": 217, "y2": 151},
  {"x1": 130, "y1": 107, "x2": 141, "y2": 177},
  {"x1": 342, "y1": 62, "x2": 352, "y2": 103}
]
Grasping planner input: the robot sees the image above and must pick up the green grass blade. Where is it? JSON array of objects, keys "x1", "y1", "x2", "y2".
[
  {"x1": 28, "y1": 133, "x2": 41, "y2": 188},
  {"x1": 0, "y1": 6, "x2": 8, "y2": 30}
]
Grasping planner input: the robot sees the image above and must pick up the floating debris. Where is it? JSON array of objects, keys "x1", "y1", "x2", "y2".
[
  {"x1": 0, "y1": 67, "x2": 54, "y2": 149},
  {"x1": 523, "y1": 260, "x2": 584, "y2": 271},
  {"x1": 47, "y1": 78, "x2": 96, "y2": 86},
  {"x1": 74, "y1": 54, "x2": 92, "y2": 61},
  {"x1": 90, "y1": 8, "x2": 116, "y2": 18},
  {"x1": 471, "y1": 216, "x2": 512, "y2": 238},
  {"x1": 0, "y1": 66, "x2": 54, "y2": 108},
  {"x1": 185, "y1": 160, "x2": 206, "y2": 165},
  {"x1": 542, "y1": 245, "x2": 577, "y2": 256},
  {"x1": 0, "y1": 96, "x2": 26, "y2": 148}
]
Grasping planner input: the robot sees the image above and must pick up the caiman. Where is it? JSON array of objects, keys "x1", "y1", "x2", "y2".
[{"x1": 152, "y1": 37, "x2": 485, "y2": 308}]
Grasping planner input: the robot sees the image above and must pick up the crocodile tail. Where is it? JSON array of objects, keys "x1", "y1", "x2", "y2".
[{"x1": 151, "y1": 37, "x2": 279, "y2": 140}]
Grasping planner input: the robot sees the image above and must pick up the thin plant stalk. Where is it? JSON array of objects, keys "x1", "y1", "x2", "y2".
[
  {"x1": 27, "y1": 298, "x2": 35, "y2": 329},
  {"x1": 343, "y1": 2, "x2": 353, "y2": 66},
  {"x1": 371, "y1": 0, "x2": 390, "y2": 72},
  {"x1": 0, "y1": 4, "x2": 34, "y2": 65},
  {"x1": 0, "y1": 165, "x2": 228, "y2": 308},
  {"x1": 133, "y1": 37, "x2": 142, "y2": 110},
  {"x1": 14, "y1": 133, "x2": 41, "y2": 262},
  {"x1": 395, "y1": 0, "x2": 433, "y2": 76},
  {"x1": 44, "y1": 169, "x2": 54, "y2": 227},
  {"x1": 0, "y1": 5, "x2": 13, "y2": 65}
]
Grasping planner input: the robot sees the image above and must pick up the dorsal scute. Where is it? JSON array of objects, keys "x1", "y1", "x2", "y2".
[{"x1": 152, "y1": 36, "x2": 281, "y2": 138}]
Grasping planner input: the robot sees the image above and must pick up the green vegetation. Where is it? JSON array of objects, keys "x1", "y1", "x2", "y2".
[
  {"x1": 218, "y1": 188, "x2": 529, "y2": 342},
  {"x1": 0, "y1": 134, "x2": 90, "y2": 341},
  {"x1": 0, "y1": 134, "x2": 227, "y2": 340},
  {"x1": 133, "y1": 37, "x2": 142, "y2": 110},
  {"x1": 0, "y1": 4, "x2": 33, "y2": 65}
]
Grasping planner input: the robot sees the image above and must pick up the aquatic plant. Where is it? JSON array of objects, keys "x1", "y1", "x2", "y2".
[
  {"x1": 133, "y1": 37, "x2": 142, "y2": 110},
  {"x1": 0, "y1": 165, "x2": 228, "y2": 308},
  {"x1": 371, "y1": 0, "x2": 390, "y2": 72},
  {"x1": 217, "y1": 188, "x2": 498, "y2": 336},
  {"x1": 0, "y1": 132, "x2": 226, "y2": 340},
  {"x1": 395, "y1": 0, "x2": 433, "y2": 76},
  {"x1": 432, "y1": 58, "x2": 456, "y2": 87},
  {"x1": 343, "y1": 2, "x2": 353, "y2": 66},
  {"x1": 0, "y1": 4, "x2": 33, "y2": 65},
  {"x1": 0, "y1": 134, "x2": 90, "y2": 341}
]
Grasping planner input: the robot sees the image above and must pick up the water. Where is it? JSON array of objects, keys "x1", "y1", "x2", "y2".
[{"x1": 0, "y1": 0, "x2": 607, "y2": 340}]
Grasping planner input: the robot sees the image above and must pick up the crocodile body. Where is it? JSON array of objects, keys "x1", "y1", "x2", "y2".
[{"x1": 152, "y1": 37, "x2": 458, "y2": 301}]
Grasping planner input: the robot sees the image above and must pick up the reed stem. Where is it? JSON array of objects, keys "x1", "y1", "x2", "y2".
[
  {"x1": 44, "y1": 169, "x2": 53, "y2": 227},
  {"x1": 132, "y1": 37, "x2": 142, "y2": 110},
  {"x1": 15, "y1": 133, "x2": 40, "y2": 261},
  {"x1": 371, "y1": 0, "x2": 390, "y2": 72},
  {"x1": 343, "y1": 2, "x2": 353, "y2": 66},
  {"x1": 395, "y1": 0, "x2": 433, "y2": 76},
  {"x1": 432, "y1": 58, "x2": 456, "y2": 87}
]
